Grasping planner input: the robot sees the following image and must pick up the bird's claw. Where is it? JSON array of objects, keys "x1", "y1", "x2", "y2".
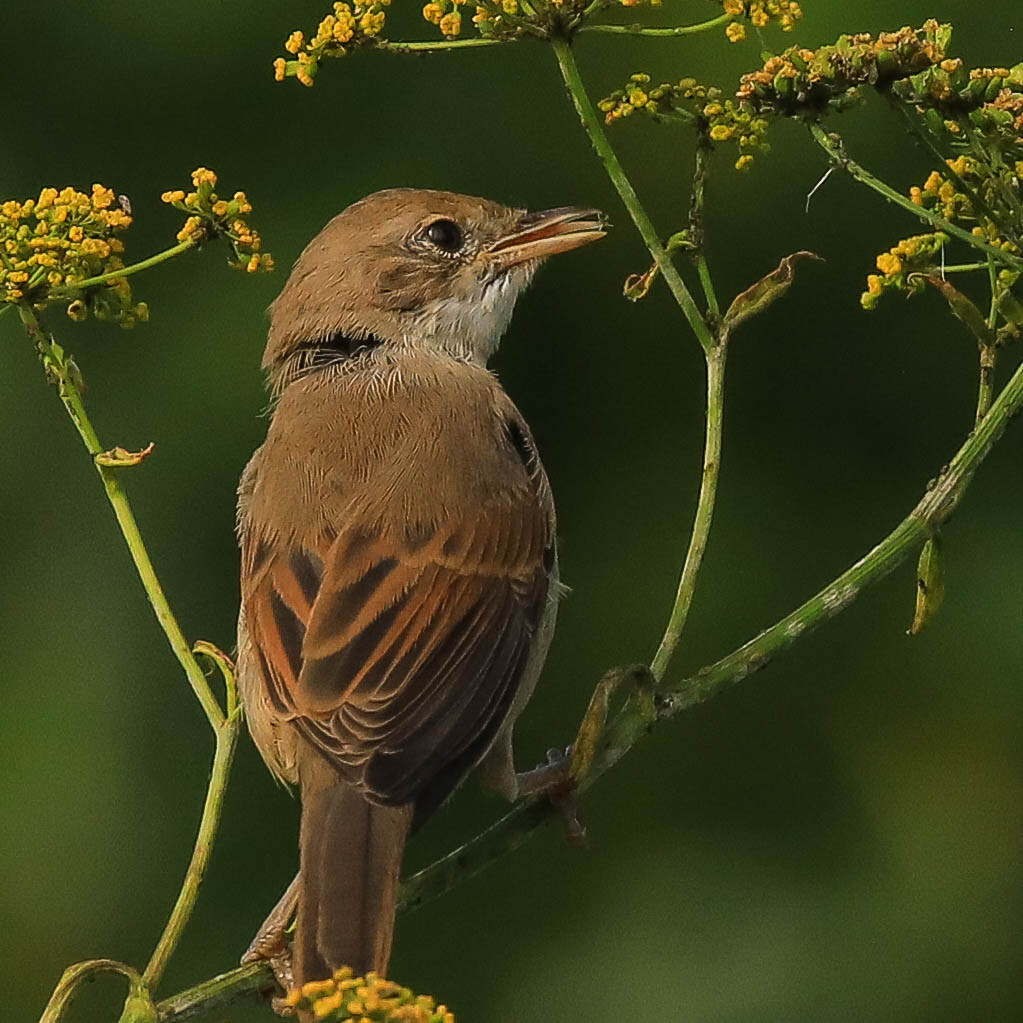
[{"x1": 516, "y1": 745, "x2": 586, "y2": 845}]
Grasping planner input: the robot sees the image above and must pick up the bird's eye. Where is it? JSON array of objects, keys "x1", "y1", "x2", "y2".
[{"x1": 425, "y1": 219, "x2": 463, "y2": 252}]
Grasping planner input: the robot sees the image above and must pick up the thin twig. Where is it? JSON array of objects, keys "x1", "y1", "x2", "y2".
[
  {"x1": 578, "y1": 14, "x2": 732, "y2": 37},
  {"x1": 39, "y1": 960, "x2": 143, "y2": 1023},
  {"x1": 650, "y1": 344, "x2": 727, "y2": 680},
  {"x1": 977, "y1": 256, "x2": 1000, "y2": 423},
  {"x1": 17, "y1": 306, "x2": 224, "y2": 730},
  {"x1": 19, "y1": 306, "x2": 240, "y2": 1016},
  {"x1": 551, "y1": 35, "x2": 715, "y2": 352},
  {"x1": 688, "y1": 143, "x2": 720, "y2": 319},
  {"x1": 139, "y1": 649, "x2": 240, "y2": 994},
  {"x1": 52, "y1": 237, "x2": 199, "y2": 294},
  {"x1": 378, "y1": 37, "x2": 512, "y2": 53},
  {"x1": 808, "y1": 123, "x2": 1023, "y2": 273}
]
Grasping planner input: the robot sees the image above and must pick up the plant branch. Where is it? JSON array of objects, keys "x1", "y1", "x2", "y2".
[
  {"x1": 20, "y1": 306, "x2": 241, "y2": 1015},
  {"x1": 52, "y1": 238, "x2": 199, "y2": 294},
  {"x1": 551, "y1": 35, "x2": 716, "y2": 352},
  {"x1": 17, "y1": 306, "x2": 222, "y2": 728},
  {"x1": 378, "y1": 37, "x2": 510, "y2": 54},
  {"x1": 578, "y1": 13, "x2": 732, "y2": 37},
  {"x1": 977, "y1": 257, "x2": 1000, "y2": 423},
  {"x1": 688, "y1": 142, "x2": 720, "y2": 319},
  {"x1": 39, "y1": 960, "x2": 144, "y2": 1023},
  {"x1": 808, "y1": 123, "x2": 1023, "y2": 273},
  {"x1": 650, "y1": 343, "x2": 726, "y2": 680},
  {"x1": 137, "y1": 648, "x2": 241, "y2": 995}
]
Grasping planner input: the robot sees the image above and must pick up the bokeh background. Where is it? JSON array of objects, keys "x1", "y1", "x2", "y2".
[{"x1": 3, "y1": 1, "x2": 1022, "y2": 1020}]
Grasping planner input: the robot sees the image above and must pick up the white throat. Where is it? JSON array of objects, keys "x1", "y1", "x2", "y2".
[{"x1": 415, "y1": 269, "x2": 532, "y2": 364}]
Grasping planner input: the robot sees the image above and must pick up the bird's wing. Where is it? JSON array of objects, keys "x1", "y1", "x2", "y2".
[{"x1": 243, "y1": 474, "x2": 553, "y2": 814}]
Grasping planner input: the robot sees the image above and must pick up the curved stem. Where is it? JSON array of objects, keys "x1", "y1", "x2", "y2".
[
  {"x1": 53, "y1": 237, "x2": 198, "y2": 294},
  {"x1": 808, "y1": 124, "x2": 1023, "y2": 273},
  {"x1": 140, "y1": 650, "x2": 239, "y2": 994},
  {"x1": 16, "y1": 306, "x2": 223, "y2": 729},
  {"x1": 39, "y1": 960, "x2": 143, "y2": 1023},
  {"x1": 551, "y1": 35, "x2": 715, "y2": 352},
  {"x1": 650, "y1": 344, "x2": 726, "y2": 680},
  {"x1": 578, "y1": 14, "x2": 732, "y2": 37}
]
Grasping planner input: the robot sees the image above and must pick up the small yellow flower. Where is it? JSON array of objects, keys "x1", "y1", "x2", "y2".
[
  {"x1": 273, "y1": 57, "x2": 287, "y2": 81},
  {"x1": 285, "y1": 30, "x2": 305, "y2": 54},
  {"x1": 439, "y1": 10, "x2": 461, "y2": 35},
  {"x1": 726, "y1": 22, "x2": 746, "y2": 43},
  {"x1": 191, "y1": 167, "x2": 217, "y2": 188},
  {"x1": 876, "y1": 252, "x2": 902, "y2": 276}
]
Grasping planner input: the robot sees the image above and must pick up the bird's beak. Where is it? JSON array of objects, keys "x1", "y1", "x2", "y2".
[{"x1": 484, "y1": 206, "x2": 607, "y2": 270}]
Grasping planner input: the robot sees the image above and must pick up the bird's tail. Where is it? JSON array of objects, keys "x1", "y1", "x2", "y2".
[{"x1": 296, "y1": 770, "x2": 413, "y2": 984}]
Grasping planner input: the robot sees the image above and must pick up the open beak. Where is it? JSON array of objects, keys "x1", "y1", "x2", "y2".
[{"x1": 485, "y1": 206, "x2": 606, "y2": 270}]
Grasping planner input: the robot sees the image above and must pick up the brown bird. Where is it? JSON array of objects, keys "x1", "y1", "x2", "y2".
[{"x1": 236, "y1": 187, "x2": 605, "y2": 985}]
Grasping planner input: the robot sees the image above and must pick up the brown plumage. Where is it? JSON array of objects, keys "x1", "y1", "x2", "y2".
[{"x1": 236, "y1": 188, "x2": 604, "y2": 983}]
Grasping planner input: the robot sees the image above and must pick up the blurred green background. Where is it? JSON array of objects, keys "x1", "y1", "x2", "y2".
[{"x1": 3, "y1": 1, "x2": 1022, "y2": 1020}]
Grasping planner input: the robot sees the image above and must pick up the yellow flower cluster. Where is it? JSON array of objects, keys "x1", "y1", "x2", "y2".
[
  {"x1": 737, "y1": 21, "x2": 951, "y2": 111},
  {"x1": 161, "y1": 167, "x2": 273, "y2": 273},
  {"x1": 285, "y1": 968, "x2": 455, "y2": 1023},
  {"x1": 861, "y1": 232, "x2": 949, "y2": 310},
  {"x1": 465, "y1": 0, "x2": 523, "y2": 41},
  {"x1": 0, "y1": 184, "x2": 150, "y2": 325},
  {"x1": 720, "y1": 1, "x2": 802, "y2": 43},
  {"x1": 907, "y1": 156, "x2": 1021, "y2": 258},
  {"x1": 274, "y1": 1, "x2": 392, "y2": 86},
  {"x1": 422, "y1": 0, "x2": 469, "y2": 38},
  {"x1": 598, "y1": 76, "x2": 770, "y2": 170}
]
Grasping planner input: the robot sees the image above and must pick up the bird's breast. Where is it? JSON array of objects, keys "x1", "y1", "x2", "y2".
[{"x1": 246, "y1": 355, "x2": 544, "y2": 549}]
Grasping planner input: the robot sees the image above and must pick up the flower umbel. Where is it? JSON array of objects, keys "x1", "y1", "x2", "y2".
[
  {"x1": 285, "y1": 968, "x2": 455, "y2": 1023},
  {"x1": 274, "y1": 1, "x2": 393, "y2": 85},
  {"x1": 720, "y1": 1, "x2": 803, "y2": 43},
  {"x1": 161, "y1": 167, "x2": 274, "y2": 273},
  {"x1": 0, "y1": 184, "x2": 146, "y2": 325}
]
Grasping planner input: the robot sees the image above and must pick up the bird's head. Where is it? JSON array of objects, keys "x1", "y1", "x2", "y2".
[{"x1": 264, "y1": 187, "x2": 605, "y2": 387}]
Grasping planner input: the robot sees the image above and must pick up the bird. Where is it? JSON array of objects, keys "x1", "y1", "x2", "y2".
[{"x1": 236, "y1": 187, "x2": 605, "y2": 986}]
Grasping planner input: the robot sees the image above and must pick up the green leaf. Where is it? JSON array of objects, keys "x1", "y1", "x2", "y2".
[
  {"x1": 908, "y1": 536, "x2": 946, "y2": 636},
  {"x1": 95, "y1": 442, "x2": 155, "y2": 467},
  {"x1": 722, "y1": 251, "x2": 822, "y2": 336}
]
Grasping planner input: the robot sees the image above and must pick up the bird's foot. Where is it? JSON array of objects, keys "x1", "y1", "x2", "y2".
[
  {"x1": 516, "y1": 746, "x2": 586, "y2": 845},
  {"x1": 518, "y1": 665, "x2": 657, "y2": 846},
  {"x1": 242, "y1": 874, "x2": 300, "y2": 1015}
]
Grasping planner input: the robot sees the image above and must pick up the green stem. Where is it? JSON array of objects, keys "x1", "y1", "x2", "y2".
[
  {"x1": 139, "y1": 655, "x2": 240, "y2": 994},
  {"x1": 551, "y1": 35, "x2": 716, "y2": 352},
  {"x1": 155, "y1": 963, "x2": 276, "y2": 1022},
  {"x1": 650, "y1": 344, "x2": 726, "y2": 680},
  {"x1": 53, "y1": 237, "x2": 198, "y2": 294},
  {"x1": 941, "y1": 263, "x2": 989, "y2": 273},
  {"x1": 39, "y1": 960, "x2": 144, "y2": 1023},
  {"x1": 689, "y1": 143, "x2": 720, "y2": 319},
  {"x1": 808, "y1": 124, "x2": 1023, "y2": 273},
  {"x1": 379, "y1": 37, "x2": 511, "y2": 53},
  {"x1": 977, "y1": 257, "x2": 1000, "y2": 423},
  {"x1": 578, "y1": 13, "x2": 732, "y2": 37},
  {"x1": 22, "y1": 305, "x2": 240, "y2": 1008},
  {"x1": 18, "y1": 306, "x2": 223, "y2": 729}
]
